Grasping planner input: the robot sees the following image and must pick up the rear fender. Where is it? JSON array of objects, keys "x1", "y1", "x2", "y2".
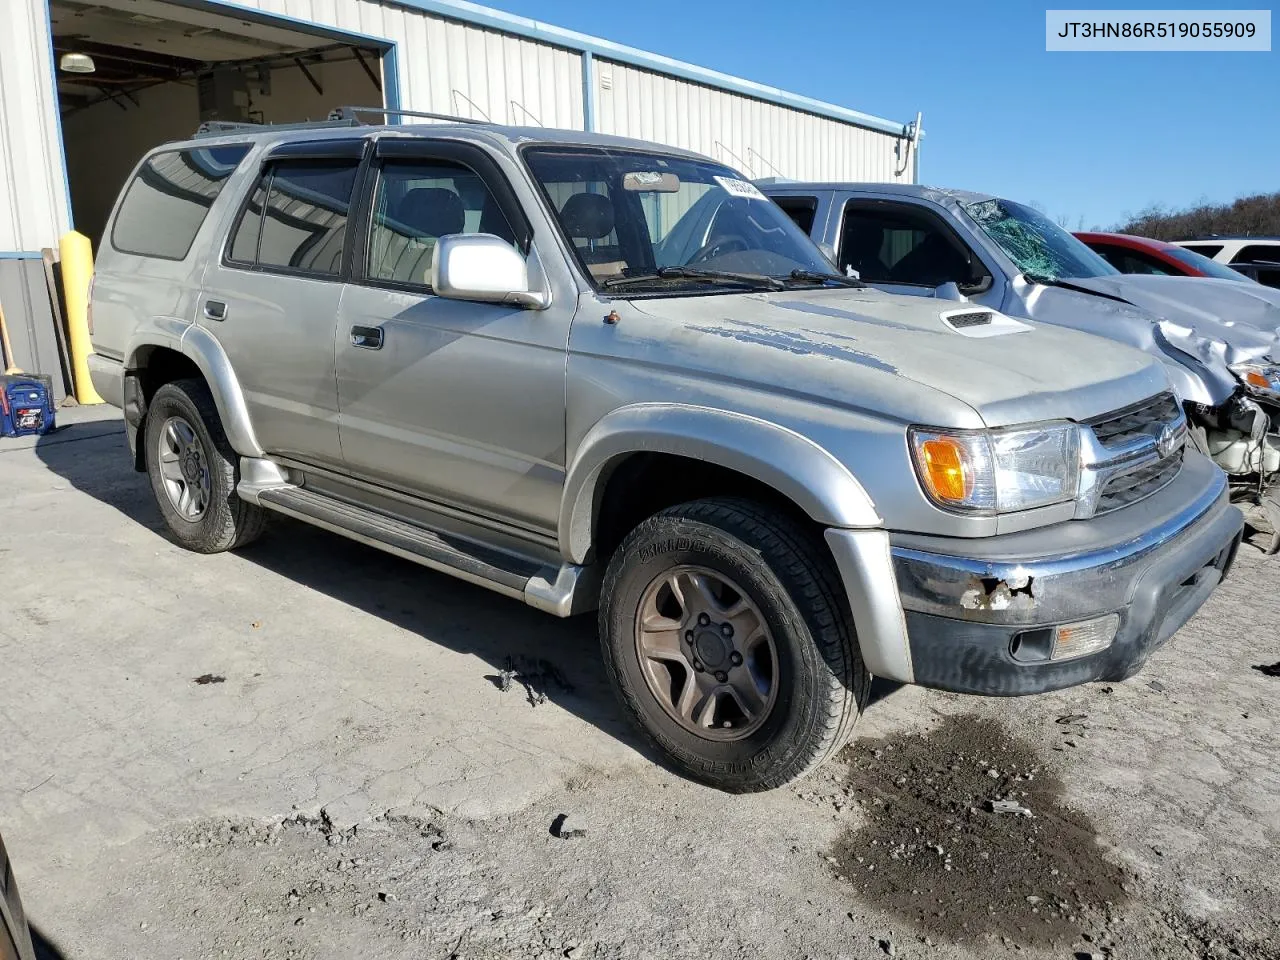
[{"x1": 126, "y1": 320, "x2": 263, "y2": 457}]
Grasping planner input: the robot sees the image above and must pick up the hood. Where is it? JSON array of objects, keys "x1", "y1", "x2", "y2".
[
  {"x1": 628, "y1": 288, "x2": 1167, "y2": 428},
  {"x1": 1015, "y1": 276, "x2": 1277, "y2": 406},
  {"x1": 1070, "y1": 274, "x2": 1280, "y2": 360}
]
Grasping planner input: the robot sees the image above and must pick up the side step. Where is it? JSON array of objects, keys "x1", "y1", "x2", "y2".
[{"x1": 254, "y1": 485, "x2": 596, "y2": 616}]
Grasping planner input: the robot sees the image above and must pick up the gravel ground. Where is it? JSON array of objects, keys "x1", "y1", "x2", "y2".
[{"x1": 2, "y1": 410, "x2": 1278, "y2": 960}]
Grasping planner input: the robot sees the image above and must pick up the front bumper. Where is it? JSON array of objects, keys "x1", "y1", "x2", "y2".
[{"x1": 828, "y1": 452, "x2": 1243, "y2": 695}]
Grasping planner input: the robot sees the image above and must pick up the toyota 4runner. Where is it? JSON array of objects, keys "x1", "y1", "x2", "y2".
[{"x1": 88, "y1": 114, "x2": 1243, "y2": 791}]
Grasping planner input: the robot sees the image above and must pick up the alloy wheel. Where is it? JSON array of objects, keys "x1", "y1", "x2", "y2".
[
  {"x1": 156, "y1": 415, "x2": 211, "y2": 521},
  {"x1": 634, "y1": 565, "x2": 779, "y2": 741}
]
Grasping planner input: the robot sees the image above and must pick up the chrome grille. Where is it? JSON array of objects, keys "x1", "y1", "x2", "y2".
[
  {"x1": 1087, "y1": 392, "x2": 1182, "y2": 449},
  {"x1": 1078, "y1": 392, "x2": 1188, "y2": 518},
  {"x1": 1095, "y1": 451, "x2": 1184, "y2": 514}
]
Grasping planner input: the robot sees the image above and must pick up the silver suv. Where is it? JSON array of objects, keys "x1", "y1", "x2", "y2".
[{"x1": 88, "y1": 117, "x2": 1243, "y2": 791}]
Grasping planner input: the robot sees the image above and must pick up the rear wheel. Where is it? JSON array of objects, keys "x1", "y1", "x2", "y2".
[
  {"x1": 599, "y1": 498, "x2": 868, "y2": 792},
  {"x1": 144, "y1": 378, "x2": 265, "y2": 553}
]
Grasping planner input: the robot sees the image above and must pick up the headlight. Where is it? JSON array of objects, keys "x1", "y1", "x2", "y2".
[
  {"x1": 909, "y1": 423, "x2": 1080, "y2": 514},
  {"x1": 1229, "y1": 362, "x2": 1280, "y2": 401}
]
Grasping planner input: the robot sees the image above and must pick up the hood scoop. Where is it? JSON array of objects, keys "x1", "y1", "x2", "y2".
[
  {"x1": 940, "y1": 307, "x2": 1033, "y2": 339},
  {"x1": 945, "y1": 311, "x2": 992, "y2": 329}
]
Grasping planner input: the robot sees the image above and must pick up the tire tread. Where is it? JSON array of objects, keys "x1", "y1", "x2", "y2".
[
  {"x1": 600, "y1": 497, "x2": 869, "y2": 791},
  {"x1": 147, "y1": 378, "x2": 266, "y2": 553}
]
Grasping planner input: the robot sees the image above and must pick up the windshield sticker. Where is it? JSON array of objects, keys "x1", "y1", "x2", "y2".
[{"x1": 714, "y1": 176, "x2": 767, "y2": 201}]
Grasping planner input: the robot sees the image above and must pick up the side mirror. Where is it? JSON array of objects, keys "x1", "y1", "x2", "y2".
[
  {"x1": 934, "y1": 281, "x2": 966, "y2": 301},
  {"x1": 431, "y1": 233, "x2": 549, "y2": 309},
  {"x1": 958, "y1": 274, "x2": 994, "y2": 294}
]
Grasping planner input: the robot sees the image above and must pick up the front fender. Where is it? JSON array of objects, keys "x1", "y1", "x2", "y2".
[
  {"x1": 560, "y1": 403, "x2": 881, "y2": 564},
  {"x1": 127, "y1": 320, "x2": 263, "y2": 457}
]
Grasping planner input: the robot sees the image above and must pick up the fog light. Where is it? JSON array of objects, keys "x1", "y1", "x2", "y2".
[{"x1": 1050, "y1": 613, "x2": 1119, "y2": 661}]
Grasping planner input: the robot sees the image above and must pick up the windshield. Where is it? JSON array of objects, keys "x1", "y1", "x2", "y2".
[
  {"x1": 963, "y1": 198, "x2": 1118, "y2": 281},
  {"x1": 1163, "y1": 244, "x2": 1254, "y2": 282},
  {"x1": 522, "y1": 145, "x2": 831, "y2": 291}
]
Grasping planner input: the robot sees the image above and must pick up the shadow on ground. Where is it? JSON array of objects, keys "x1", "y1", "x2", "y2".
[
  {"x1": 32, "y1": 419, "x2": 899, "y2": 776},
  {"x1": 30, "y1": 924, "x2": 70, "y2": 960},
  {"x1": 31, "y1": 420, "x2": 643, "y2": 756}
]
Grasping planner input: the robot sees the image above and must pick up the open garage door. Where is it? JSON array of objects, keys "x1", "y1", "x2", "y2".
[{"x1": 50, "y1": 0, "x2": 387, "y2": 248}]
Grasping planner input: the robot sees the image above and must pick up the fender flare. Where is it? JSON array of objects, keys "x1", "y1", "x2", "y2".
[
  {"x1": 559, "y1": 403, "x2": 881, "y2": 564},
  {"x1": 127, "y1": 320, "x2": 264, "y2": 457}
]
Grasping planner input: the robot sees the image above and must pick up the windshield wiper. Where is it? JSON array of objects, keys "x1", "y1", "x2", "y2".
[
  {"x1": 781, "y1": 269, "x2": 866, "y2": 289},
  {"x1": 602, "y1": 266, "x2": 785, "y2": 291},
  {"x1": 1022, "y1": 272, "x2": 1134, "y2": 305}
]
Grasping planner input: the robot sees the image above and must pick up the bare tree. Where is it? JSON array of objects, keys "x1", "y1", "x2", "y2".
[{"x1": 1115, "y1": 193, "x2": 1280, "y2": 239}]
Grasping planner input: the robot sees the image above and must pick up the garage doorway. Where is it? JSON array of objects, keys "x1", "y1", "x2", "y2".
[{"x1": 49, "y1": 0, "x2": 389, "y2": 248}]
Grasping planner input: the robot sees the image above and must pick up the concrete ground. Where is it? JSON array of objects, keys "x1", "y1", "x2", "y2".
[{"x1": 1, "y1": 408, "x2": 1277, "y2": 960}]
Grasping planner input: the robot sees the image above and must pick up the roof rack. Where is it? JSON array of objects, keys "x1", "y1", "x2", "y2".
[
  {"x1": 191, "y1": 106, "x2": 486, "y2": 140},
  {"x1": 193, "y1": 117, "x2": 360, "y2": 138},
  {"x1": 327, "y1": 105, "x2": 487, "y2": 125}
]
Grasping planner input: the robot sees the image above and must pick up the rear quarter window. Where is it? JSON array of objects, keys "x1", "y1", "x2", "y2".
[{"x1": 110, "y1": 145, "x2": 251, "y2": 260}]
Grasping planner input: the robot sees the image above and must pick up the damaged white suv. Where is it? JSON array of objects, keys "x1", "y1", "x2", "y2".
[{"x1": 88, "y1": 118, "x2": 1242, "y2": 791}]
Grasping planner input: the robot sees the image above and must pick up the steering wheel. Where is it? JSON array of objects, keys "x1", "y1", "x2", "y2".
[{"x1": 688, "y1": 235, "x2": 750, "y2": 264}]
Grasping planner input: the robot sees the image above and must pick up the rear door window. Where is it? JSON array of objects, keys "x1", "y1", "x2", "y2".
[
  {"x1": 230, "y1": 160, "x2": 360, "y2": 277},
  {"x1": 111, "y1": 145, "x2": 250, "y2": 260}
]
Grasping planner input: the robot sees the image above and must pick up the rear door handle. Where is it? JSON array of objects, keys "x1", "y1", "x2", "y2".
[
  {"x1": 350, "y1": 325, "x2": 384, "y2": 349},
  {"x1": 203, "y1": 300, "x2": 227, "y2": 321}
]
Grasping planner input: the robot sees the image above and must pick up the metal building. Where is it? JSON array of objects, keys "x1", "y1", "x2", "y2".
[{"x1": 0, "y1": 0, "x2": 921, "y2": 388}]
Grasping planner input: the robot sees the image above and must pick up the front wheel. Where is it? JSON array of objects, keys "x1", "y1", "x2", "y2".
[{"x1": 599, "y1": 498, "x2": 869, "y2": 792}]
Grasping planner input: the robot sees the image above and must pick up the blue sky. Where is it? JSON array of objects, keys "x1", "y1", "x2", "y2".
[{"x1": 482, "y1": 0, "x2": 1277, "y2": 229}]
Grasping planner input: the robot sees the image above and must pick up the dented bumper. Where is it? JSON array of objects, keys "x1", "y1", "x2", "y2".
[{"x1": 887, "y1": 451, "x2": 1242, "y2": 695}]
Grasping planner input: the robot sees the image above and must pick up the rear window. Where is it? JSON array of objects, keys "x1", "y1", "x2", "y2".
[
  {"x1": 1179, "y1": 243, "x2": 1223, "y2": 259},
  {"x1": 773, "y1": 195, "x2": 819, "y2": 235},
  {"x1": 111, "y1": 145, "x2": 251, "y2": 260},
  {"x1": 1234, "y1": 244, "x2": 1280, "y2": 265}
]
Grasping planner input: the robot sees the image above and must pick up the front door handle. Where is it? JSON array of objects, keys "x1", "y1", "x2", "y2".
[
  {"x1": 203, "y1": 300, "x2": 227, "y2": 321},
  {"x1": 350, "y1": 325, "x2": 384, "y2": 349}
]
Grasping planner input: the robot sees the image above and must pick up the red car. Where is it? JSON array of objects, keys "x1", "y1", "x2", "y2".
[{"x1": 1074, "y1": 231, "x2": 1252, "y2": 283}]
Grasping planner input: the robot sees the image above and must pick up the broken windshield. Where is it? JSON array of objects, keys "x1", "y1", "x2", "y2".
[{"x1": 963, "y1": 198, "x2": 1117, "y2": 281}]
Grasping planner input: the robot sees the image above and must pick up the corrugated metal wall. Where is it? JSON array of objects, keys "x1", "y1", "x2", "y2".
[
  {"x1": 231, "y1": 0, "x2": 584, "y2": 129},
  {"x1": 592, "y1": 59, "x2": 911, "y2": 184},
  {"x1": 3, "y1": 0, "x2": 910, "y2": 257},
  {"x1": 0, "y1": 259, "x2": 69, "y2": 399},
  {"x1": 0, "y1": 0, "x2": 71, "y2": 252}
]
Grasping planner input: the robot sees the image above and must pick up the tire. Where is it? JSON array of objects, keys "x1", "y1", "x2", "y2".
[
  {"x1": 143, "y1": 378, "x2": 266, "y2": 554},
  {"x1": 599, "y1": 497, "x2": 869, "y2": 792}
]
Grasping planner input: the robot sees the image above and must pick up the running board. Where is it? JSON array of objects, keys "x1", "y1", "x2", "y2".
[{"x1": 254, "y1": 485, "x2": 597, "y2": 617}]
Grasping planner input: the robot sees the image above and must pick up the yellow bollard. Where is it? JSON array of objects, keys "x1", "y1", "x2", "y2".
[{"x1": 59, "y1": 230, "x2": 103, "y2": 404}]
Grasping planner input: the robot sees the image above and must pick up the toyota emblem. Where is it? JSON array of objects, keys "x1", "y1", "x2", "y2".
[{"x1": 1156, "y1": 422, "x2": 1180, "y2": 459}]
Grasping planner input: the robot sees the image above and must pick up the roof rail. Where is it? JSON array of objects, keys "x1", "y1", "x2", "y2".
[
  {"x1": 327, "y1": 105, "x2": 487, "y2": 125},
  {"x1": 193, "y1": 117, "x2": 360, "y2": 138}
]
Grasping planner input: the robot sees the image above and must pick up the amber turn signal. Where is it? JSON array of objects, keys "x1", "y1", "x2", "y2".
[{"x1": 918, "y1": 436, "x2": 971, "y2": 503}]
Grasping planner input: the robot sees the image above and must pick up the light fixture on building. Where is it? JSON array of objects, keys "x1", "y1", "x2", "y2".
[{"x1": 59, "y1": 52, "x2": 96, "y2": 74}]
